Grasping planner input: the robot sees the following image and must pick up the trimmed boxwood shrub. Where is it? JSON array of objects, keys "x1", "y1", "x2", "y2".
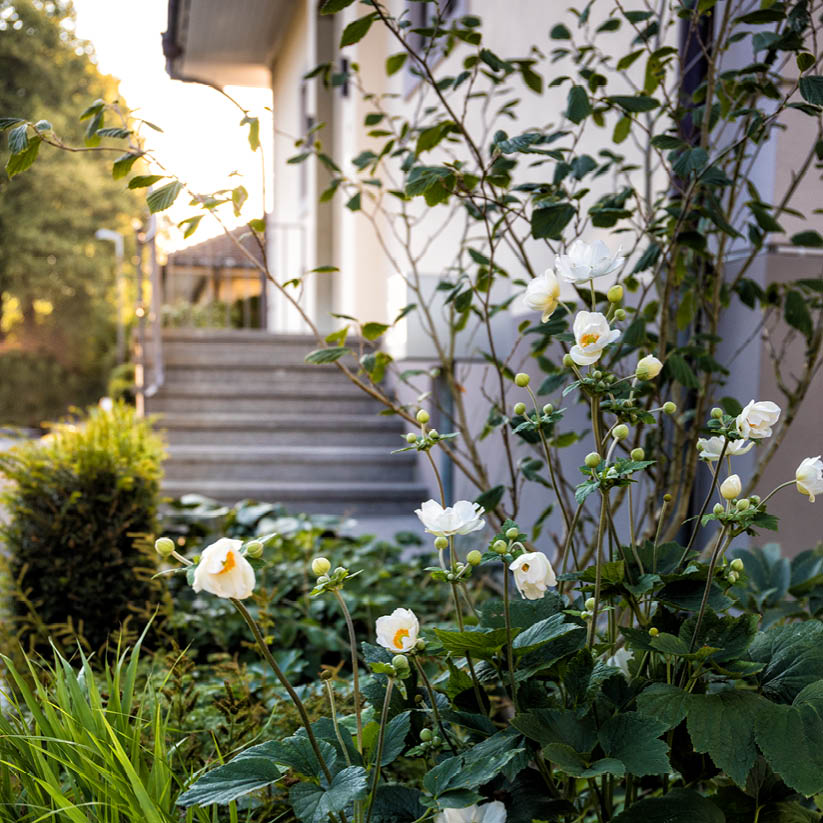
[{"x1": 0, "y1": 402, "x2": 166, "y2": 654}]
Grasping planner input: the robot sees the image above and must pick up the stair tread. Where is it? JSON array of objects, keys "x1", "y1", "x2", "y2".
[
  {"x1": 150, "y1": 384, "x2": 370, "y2": 398},
  {"x1": 161, "y1": 479, "x2": 427, "y2": 496},
  {"x1": 165, "y1": 445, "x2": 411, "y2": 459},
  {"x1": 154, "y1": 413, "x2": 405, "y2": 427}
]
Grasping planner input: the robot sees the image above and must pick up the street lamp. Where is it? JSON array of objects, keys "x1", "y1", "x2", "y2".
[{"x1": 95, "y1": 228, "x2": 126, "y2": 364}]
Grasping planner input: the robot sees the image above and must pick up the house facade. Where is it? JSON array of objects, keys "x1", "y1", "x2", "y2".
[{"x1": 163, "y1": 1, "x2": 823, "y2": 549}]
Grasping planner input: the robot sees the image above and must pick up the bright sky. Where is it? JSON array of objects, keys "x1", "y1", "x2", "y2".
[{"x1": 71, "y1": 0, "x2": 272, "y2": 251}]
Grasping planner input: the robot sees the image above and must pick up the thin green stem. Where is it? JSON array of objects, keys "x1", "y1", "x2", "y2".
[
  {"x1": 324, "y1": 679, "x2": 352, "y2": 768},
  {"x1": 689, "y1": 527, "x2": 730, "y2": 652},
  {"x1": 502, "y1": 558, "x2": 519, "y2": 711},
  {"x1": 681, "y1": 438, "x2": 729, "y2": 563},
  {"x1": 413, "y1": 657, "x2": 458, "y2": 756},
  {"x1": 365, "y1": 678, "x2": 394, "y2": 823},
  {"x1": 587, "y1": 493, "x2": 608, "y2": 649},
  {"x1": 332, "y1": 590, "x2": 364, "y2": 754},
  {"x1": 757, "y1": 479, "x2": 796, "y2": 508},
  {"x1": 231, "y1": 599, "x2": 334, "y2": 786}
]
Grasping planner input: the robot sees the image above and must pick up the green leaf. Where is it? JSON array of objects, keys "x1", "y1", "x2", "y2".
[
  {"x1": 5, "y1": 135, "x2": 41, "y2": 178},
  {"x1": 550, "y1": 23, "x2": 571, "y2": 39},
  {"x1": 268, "y1": 735, "x2": 338, "y2": 780},
  {"x1": 111, "y1": 151, "x2": 142, "y2": 180},
  {"x1": 754, "y1": 681, "x2": 823, "y2": 796},
  {"x1": 379, "y1": 711, "x2": 411, "y2": 766},
  {"x1": 636, "y1": 683, "x2": 690, "y2": 730},
  {"x1": 7, "y1": 123, "x2": 28, "y2": 154},
  {"x1": 146, "y1": 180, "x2": 184, "y2": 213},
  {"x1": 320, "y1": 0, "x2": 356, "y2": 12},
  {"x1": 512, "y1": 613, "x2": 583, "y2": 654},
  {"x1": 531, "y1": 203, "x2": 576, "y2": 240},
  {"x1": 96, "y1": 126, "x2": 131, "y2": 139},
  {"x1": 613, "y1": 116, "x2": 631, "y2": 144},
  {"x1": 687, "y1": 690, "x2": 763, "y2": 787},
  {"x1": 340, "y1": 14, "x2": 376, "y2": 47},
  {"x1": 665, "y1": 353, "x2": 699, "y2": 389},
  {"x1": 177, "y1": 742, "x2": 287, "y2": 806},
  {"x1": 799, "y1": 75, "x2": 823, "y2": 106},
  {"x1": 433, "y1": 627, "x2": 512, "y2": 659},
  {"x1": 290, "y1": 766, "x2": 368, "y2": 823},
  {"x1": 362, "y1": 322, "x2": 390, "y2": 341},
  {"x1": 178, "y1": 215, "x2": 203, "y2": 239},
  {"x1": 567, "y1": 85, "x2": 592, "y2": 124},
  {"x1": 0, "y1": 117, "x2": 25, "y2": 131},
  {"x1": 511, "y1": 708, "x2": 597, "y2": 751},
  {"x1": 790, "y1": 230, "x2": 823, "y2": 248},
  {"x1": 785, "y1": 289, "x2": 813, "y2": 339},
  {"x1": 128, "y1": 174, "x2": 165, "y2": 189},
  {"x1": 612, "y1": 788, "x2": 725, "y2": 823},
  {"x1": 475, "y1": 485, "x2": 504, "y2": 512},
  {"x1": 544, "y1": 744, "x2": 625, "y2": 778},
  {"x1": 598, "y1": 713, "x2": 670, "y2": 776},
  {"x1": 305, "y1": 347, "x2": 351, "y2": 364},
  {"x1": 386, "y1": 53, "x2": 407, "y2": 75},
  {"x1": 606, "y1": 95, "x2": 660, "y2": 112},
  {"x1": 750, "y1": 621, "x2": 823, "y2": 703}
]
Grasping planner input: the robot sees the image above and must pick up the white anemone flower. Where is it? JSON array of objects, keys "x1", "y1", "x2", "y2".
[
  {"x1": 569, "y1": 311, "x2": 621, "y2": 366},
  {"x1": 415, "y1": 499, "x2": 485, "y2": 537},
  {"x1": 435, "y1": 801, "x2": 507, "y2": 823},
  {"x1": 796, "y1": 456, "x2": 823, "y2": 503},
  {"x1": 696, "y1": 436, "x2": 754, "y2": 461},
  {"x1": 509, "y1": 551, "x2": 557, "y2": 600},
  {"x1": 375, "y1": 608, "x2": 419, "y2": 653},
  {"x1": 736, "y1": 400, "x2": 781, "y2": 439},
  {"x1": 192, "y1": 538, "x2": 255, "y2": 600},
  {"x1": 523, "y1": 268, "x2": 561, "y2": 322},
  {"x1": 555, "y1": 239, "x2": 625, "y2": 284}
]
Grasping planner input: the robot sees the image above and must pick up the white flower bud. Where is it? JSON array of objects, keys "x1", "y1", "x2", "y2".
[
  {"x1": 720, "y1": 474, "x2": 742, "y2": 500},
  {"x1": 312, "y1": 557, "x2": 331, "y2": 576}
]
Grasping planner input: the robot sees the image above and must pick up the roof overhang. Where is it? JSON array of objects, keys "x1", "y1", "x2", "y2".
[{"x1": 163, "y1": 0, "x2": 291, "y2": 88}]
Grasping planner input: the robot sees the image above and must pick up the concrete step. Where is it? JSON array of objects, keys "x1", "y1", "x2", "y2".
[
  {"x1": 154, "y1": 413, "x2": 408, "y2": 447},
  {"x1": 163, "y1": 445, "x2": 417, "y2": 483},
  {"x1": 147, "y1": 384, "x2": 382, "y2": 415},
  {"x1": 147, "y1": 330, "x2": 369, "y2": 368},
  {"x1": 159, "y1": 479, "x2": 429, "y2": 515},
  {"x1": 157, "y1": 363, "x2": 363, "y2": 388}
]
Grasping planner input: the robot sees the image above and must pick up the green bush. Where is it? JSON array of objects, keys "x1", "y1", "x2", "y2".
[{"x1": 0, "y1": 402, "x2": 166, "y2": 655}]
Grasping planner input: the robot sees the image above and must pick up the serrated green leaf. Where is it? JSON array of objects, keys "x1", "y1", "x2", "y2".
[
  {"x1": 0, "y1": 117, "x2": 25, "y2": 131},
  {"x1": 177, "y1": 742, "x2": 287, "y2": 806},
  {"x1": 362, "y1": 322, "x2": 390, "y2": 341},
  {"x1": 598, "y1": 712, "x2": 670, "y2": 776},
  {"x1": 612, "y1": 788, "x2": 724, "y2": 823},
  {"x1": 8, "y1": 123, "x2": 28, "y2": 154},
  {"x1": 531, "y1": 203, "x2": 576, "y2": 240},
  {"x1": 512, "y1": 613, "x2": 583, "y2": 654},
  {"x1": 750, "y1": 621, "x2": 823, "y2": 703},
  {"x1": 799, "y1": 75, "x2": 823, "y2": 106},
  {"x1": 636, "y1": 683, "x2": 690, "y2": 729},
  {"x1": 340, "y1": 13, "x2": 376, "y2": 47},
  {"x1": 112, "y1": 151, "x2": 142, "y2": 180},
  {"x1": 290, "y1": 766, "x2": 368, "y2": 823},
  {"x1": 146, "y1": 180, "x2": 184, "y2": 213},
  {"x1": 433, "y1": 627, "x2": 512, "y2": 659},
  {"x1": 5, "y1": 135, "x2": 41, "y2": 177},
  {"x1": 128, "y1": 174, "x2": 165, "y2": 189}
]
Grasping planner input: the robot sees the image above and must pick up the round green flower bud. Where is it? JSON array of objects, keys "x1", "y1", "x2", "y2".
[
  {"x1": 514, "y1": 372, "x2": 530, "y2": 388},
  {"x1": 505, "y1": 526, "x2": 519, "y2": 539},
  {"x1": 467, "y1": 550, "x2": 483, "y2": 566},
  {"x1": 542, "y1": 403, "x2": 554, "y2": 414},
  {"x1": 334, "y1": 567, "x2": 347, "y2": 577},
  {"x1": 662, "y1": 401, "x2": 677, "y2": 415},
  {"x1": 731, "y1": 558, "x2": 744, "y2": 572},
  {"x1": 563, "y1": 353, "x2": 574, "y2": 368},
  {"x1": 663, "y1": 493, "x2": 673, "y2": 503},
  {"x1": 713, "y1": 503, "x2": 724, "y2": 515},
  {"x1": 446, "y1": 573, "x2": 455, "y2": 582},
  {"x1": 514, "y1": 402, "x2": 527, "y2": 416},
  {"x1": 434, "y1": 536, "x2": 449, "y2": 550},
  {"x1": 727, "y1": 571, "x2": 739, "y2": 584},
  {"x1": 392, "y1": 654, "x2": 410, "y2": 670},
  {"x1": 585, "y1": 597, "x2": 596, "y2": 611},
  {"x1": 492, "y1": 539, "x2": 508, "y2": 554},
  {"x1": 592, "y1": 370, "x2": 602, "y2": 380},
  {"x1": 736, "y1": 498, "x2": 750, "y2": 511},
  {"x1": 311, "y1": 556, "x2": 331, "y2": 576},
  {"x1": 649, "y1": 627, "x2": 659, "y2": 637},
  {"x1": 749, "y1": 494, "x2": 760, "y2": 505},
  {"x1": 607, "y1": 284, "x2": 624, "y2": 304},
  {"x1": 245, "y1": 540, "x2": 264, "y2": 558},
  {"x1": 420, "y1": 728, "x2": 433, "y2": 742},
  {"x1": 432, "y1": 736, "x2": 442, "y2": 746},
  {"x1": 613, "y1": 424, "x2": 629, "y2": 440},
  {"x1": 710, "y1": 407, "x2": 723, "y2": 419},
  {"x1": 317, "y1": 574, "x2": 330, "y2": 585},
  {"x1": 580, "y1": 610, "x2": 591, "y2": 620},
  {"x1": 630, "y1": 447, "x2": 646, "y2": 461},
  {"x1": 585, "y1": 452, "x2": 601, "y2": 468},
  {"x1": 416, "y1": 409, "x2": 430, "y2": 424},
  {"x1": 154, "y1": 537, "x2": 175, "y2": 557},
  {"x1": 428, "y1": 429, "x2": 439, "y2": 440},
  {"x1": 405, "y1": 432, "x2": 418, "y2": 444},
  {"x1": 415, "y1": 638, "x2": 426, "y2": 651},
  {"x1": 614, "y1": 308, "x2": 626, "y2": 320},
  {"x1": 319, "y1": 669, "x2": 334, "y2": 681}
]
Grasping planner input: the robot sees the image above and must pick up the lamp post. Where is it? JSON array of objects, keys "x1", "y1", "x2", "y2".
[{"x1": 95, "y1": 228, "x2": 126, "y2": 364}]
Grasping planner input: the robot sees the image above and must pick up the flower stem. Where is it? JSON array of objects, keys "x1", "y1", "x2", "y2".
[
  {"x1": 681, "y1": 437, "x2": 729, "y2": 564},
  {"x1": 230, "y1": 599, "x2": 333, "y2": 784},
  {"x1": 413, "y1": 657, "x2": 458, "y2": 756},
  {"x1": 365, "y1": 678, "x2": 394, "y2": 823},
  {"x1": 324, "y1": 679, "x2": 352, "y2": 768},
  {"x1": 688, "y1": 526, "x2": 730, "y2": 652},
  {"x1": 502, "y1": 558, "x2": 519, "y2": 711},
  {"x1": 587, "y1": 492, "x2": 608, "y2": 649},
  {"x1": 333, "y1": 589, "x2": 364, "y2": 754}
]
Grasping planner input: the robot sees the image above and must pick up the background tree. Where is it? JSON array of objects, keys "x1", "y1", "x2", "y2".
[{"x1": 0, "y1": 0, "x2": 140, "y2": 426}]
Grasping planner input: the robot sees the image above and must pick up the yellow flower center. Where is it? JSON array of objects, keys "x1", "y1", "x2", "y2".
[
  {"x1": 521, "y1": 563, "x2": 530, "y2": 572},
  {"x1": 580, "y1": 332, "x2": 600, "y2": 347},
  {"x1": 218, "y1": 551, "x2": 236, "y2": 575},
  {"x1": 393, "y1": 628, "x2": 410, "y2": 649}
]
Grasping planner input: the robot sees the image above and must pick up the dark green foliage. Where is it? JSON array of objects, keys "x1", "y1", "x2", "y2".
[{"x1": 0, "y1": 403, "x2": 165, "y2": 654}]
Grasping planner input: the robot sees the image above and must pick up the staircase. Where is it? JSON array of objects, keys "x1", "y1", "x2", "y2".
[{"x1": 144, "y1": 329, "x2": 427, "y2": 516}]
